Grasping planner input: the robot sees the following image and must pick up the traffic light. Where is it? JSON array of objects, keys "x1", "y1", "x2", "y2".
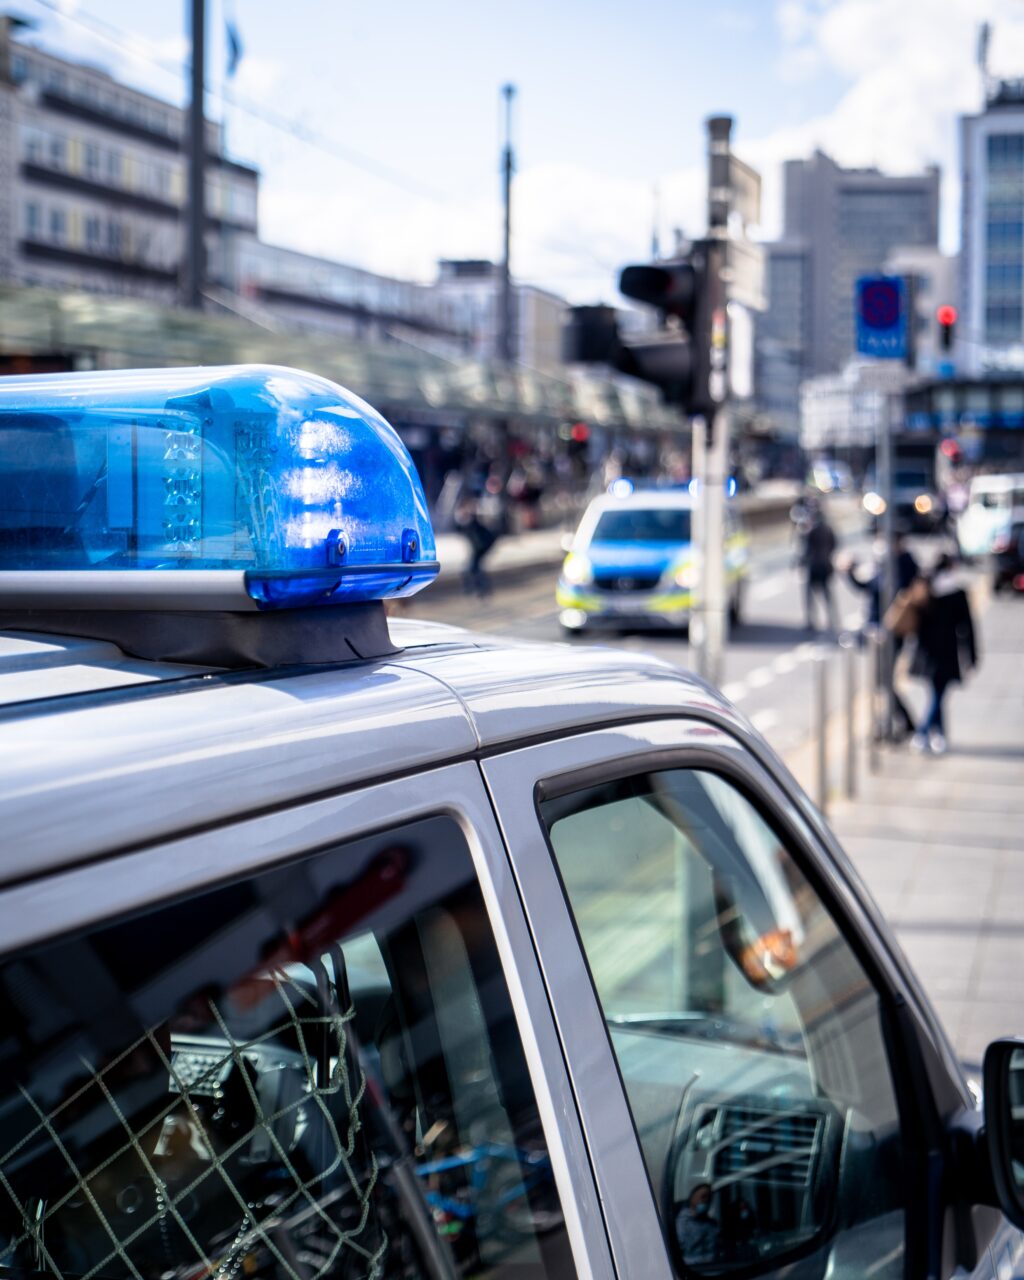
[
  {"x1": 563, "y1": 243, "x2": 717, "y2": 415},
  {"x1": 937, "y1": 304, "x2": 957, "y2": 351}
]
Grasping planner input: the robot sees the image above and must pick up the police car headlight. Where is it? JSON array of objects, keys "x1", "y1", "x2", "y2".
[
  {"x1": 673, "y1": 562, "x2": 698, "y2": 589},
  {"x1": 863, "y1": 491, "x2": 886, "y2": 517},
  {"x1": 562, "y1": 553, "x2": 594, "y2": 586},
  {"x1": 914, "y1": 494, "x2": 933, "y2": 515}
]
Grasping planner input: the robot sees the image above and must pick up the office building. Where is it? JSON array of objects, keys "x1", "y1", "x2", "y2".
[
  {"x1": 961, "y1": 77, "x2": 1024, "y2": 371},
  {"x1": 781, "y1": 150, "x2": 940, "y2": 377},
  {"x1": 753, "y1": 240, "x2": 809, "y2": 437},
  {"x1": 0, "y1": 26, "x2": 258, "y2": 303}
]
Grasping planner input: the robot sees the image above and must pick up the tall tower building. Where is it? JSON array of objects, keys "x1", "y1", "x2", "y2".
[
  {"x1": 961, "y1": 78, "x2": 1024, "y2": 371},
  {"x1": 782, "y1": 150, "x2": 940, "y2": 377}
]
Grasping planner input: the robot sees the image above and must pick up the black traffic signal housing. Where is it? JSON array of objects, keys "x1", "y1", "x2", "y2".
[
  {"x1": 937, "y1": 304, "x2": 957, "y2": 352},
  {"x1": 563, "y1": 243, "x2": 715, "y2": 415}
]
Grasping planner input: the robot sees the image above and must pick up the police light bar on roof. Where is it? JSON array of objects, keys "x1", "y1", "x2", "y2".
[{"x1": 0, "y1": 365, "x2": 438, "y2": 611}]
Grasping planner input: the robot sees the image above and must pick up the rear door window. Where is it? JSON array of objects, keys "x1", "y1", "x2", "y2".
[{"x1": 0, "y1": 816, "x2": 573, "y2": 1279}]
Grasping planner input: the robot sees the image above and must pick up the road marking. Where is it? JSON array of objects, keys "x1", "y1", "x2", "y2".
[
  {"x1": 751, "y1": 708, "x2": 780, "y2": 732},
  {"x1": 746, "y1": 666, "x2": 773, "y2": 689},
  {"x1": 795, "y1": 641, "x2": 817, "y2": 660},
  {"x1": 721, "y1": 681, "x2": 748, "y2": 703},
  {"x1": 773, "y1": 653, "x2": 798, "y2": 675}
]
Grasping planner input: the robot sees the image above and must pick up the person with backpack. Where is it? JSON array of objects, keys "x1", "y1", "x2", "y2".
[{"x1": 908, "y1": 553, "x2": 978, "y2": 755}]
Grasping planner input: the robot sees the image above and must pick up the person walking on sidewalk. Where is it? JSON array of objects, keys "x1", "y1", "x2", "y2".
[
  {"x1": 910, "y1": 553, "x2": 979, "y2": 755},
  {"x1": 454, "y1": 497, "x2": 499, "y2": 598},
  {"x1": 843, "y1": 536, "x2": 919, "y2": 739},
  {"x1": 800, "y1": 504, "x2": 838, "y2": 633}
]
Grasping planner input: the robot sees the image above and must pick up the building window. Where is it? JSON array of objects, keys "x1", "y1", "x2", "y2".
[
  {"x1": 107, "y1": 219, "x2": 123, "y2": 254},
  {"x1": 106, "y1": 149, "x2": 122, "y2": 185},
  {"x1": 24, "y1": 202, "x2": 40, "y2": 238},
  {"x1": 84, "y1": 142, "x2": 100, "y2": 181},
  {"x1": 47, "y1": 134, "x2": 65, "y2": 169},
  {"x1": 22, "y1": 128, "x2": 42, "y2": 165},
  {"x1": 10, "y1": 54, "x2": 26, "y2": 84},
  {"x1": 49, "y1": 207, "x2": 66, "y2": 243},
  {"x1": 84, "y1": 215, "x2": 101, "y2": 249}
]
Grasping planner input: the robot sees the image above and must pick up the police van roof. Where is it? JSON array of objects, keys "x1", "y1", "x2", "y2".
[{"x1": 0, "y1": 618, "x2": 736, "y2": 887}]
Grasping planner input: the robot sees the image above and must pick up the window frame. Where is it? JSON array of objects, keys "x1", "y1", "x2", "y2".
[
  {"x1": 0, "y1": 761, "x2": 612, "y2": 1280},
  {"x1": 483, "y1": 718, "x2": 965, "y2": 1280}
]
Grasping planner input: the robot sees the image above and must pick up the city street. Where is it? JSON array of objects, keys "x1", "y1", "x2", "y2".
[
  {"x1": 406, "y1": 524, "x2": 1024, "y2": 1069},
  {"x1": 405, "y1": 505, "x2": 879, "y2": 761}
]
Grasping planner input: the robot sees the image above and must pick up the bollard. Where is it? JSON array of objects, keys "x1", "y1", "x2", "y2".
[
  {"x1": 868, "y1": 629, "x2": 882, "y2": 775},
  {"x1": 839, "y1": 632, "x2": 858, "y2": 799},
  {"x1": 816, "y1": 646, "x2": 828, "y2": 816}
]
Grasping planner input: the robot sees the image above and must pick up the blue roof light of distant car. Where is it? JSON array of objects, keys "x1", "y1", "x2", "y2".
[
  {"x1": 0, "y1": 364, "x2": 438, "y2": 609},
  {"x1": 608, "y1": 478, "x2": 635, "y2": 498}
]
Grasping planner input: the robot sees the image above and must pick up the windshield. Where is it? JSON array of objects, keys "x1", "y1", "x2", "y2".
[
  {"x1": 893, "y1": 469, "x2": 930, "y2": 488},
  {"x1": 592, "y1": 507, "x2": 691, "y2": 543}
]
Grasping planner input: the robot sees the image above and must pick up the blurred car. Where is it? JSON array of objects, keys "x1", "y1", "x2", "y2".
[
  {"x1": 993, "y1": 521, "x2": 1024, "y2": 594},
  {"x1": 957, "y1": 473, "x2": 1024, "y2": 560},
  {"x1": 862, "y1": 465, "x2": 945, "y2": 533},
  {"x1": 556, "y1": 488, "x2": 749, "y2": 633}
]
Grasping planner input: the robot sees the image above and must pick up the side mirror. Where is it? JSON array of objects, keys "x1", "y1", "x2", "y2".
[{"x1": 983, "y1": 1038, "x2": 1024, "y2": 1228}]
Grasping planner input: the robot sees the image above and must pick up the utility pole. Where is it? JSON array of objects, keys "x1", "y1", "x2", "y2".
[
  {"x1": 498, "y1": 83, "x2": 516, "y2": 364},
  {"x1": 690, "y1": 115, "x2": 733, "y2": 688},
  {"x1": 184, "y1": 0, "x2": 206, "y2": 310}
]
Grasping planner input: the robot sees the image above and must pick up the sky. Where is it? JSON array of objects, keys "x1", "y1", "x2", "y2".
[{"x1": 13, "y1": 0, "x2": 1024, "y2": 301}]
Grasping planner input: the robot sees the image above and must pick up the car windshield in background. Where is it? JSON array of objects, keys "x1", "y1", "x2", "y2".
[
  {"x1": 894, "y1": 470, "x2": 930, "y2": 489},
  {"x1": 593, "y1": 508, "x2": 691, "y2": 543}
]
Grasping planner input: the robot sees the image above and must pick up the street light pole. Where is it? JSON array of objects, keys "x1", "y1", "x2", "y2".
[
  {"x1": 185, "y1": 0, "x2": 206, "y2": 310},
  {"x1": 498, "y1": 84, "x2": 516, "y2": 364}
]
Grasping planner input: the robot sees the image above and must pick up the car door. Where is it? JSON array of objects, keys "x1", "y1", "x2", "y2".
[
  {"x1": 0, "y1": 763, "x2": 612, "y2": 1280},
  {"x1": 482, "y1": 718, "x2": 1000, "y2": 1280}
]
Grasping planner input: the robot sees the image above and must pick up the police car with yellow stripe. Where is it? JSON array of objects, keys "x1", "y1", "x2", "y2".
[
  {"x1": 557, "y1": 483, "x2": 750, "y2": 633},
  {"x1": 0, "y1": 365, "x2": 1020, "y2": 1280}
]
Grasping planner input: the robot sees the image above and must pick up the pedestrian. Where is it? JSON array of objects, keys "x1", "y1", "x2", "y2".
[
  {"x1": 908, "y1": 553, "x2": 978, "y2": 755},
  {"x1": 799, "y1": 504, "x2": 838, "y2": 632},
  {"x1": 454, "y1": 497, "x2": 498, "y2": 598},
  {"x1": 676, "y1": 1184, "x2": 720, "y2": 1267},
  {"x1": 843, "y1": 536, "x2": 919, "y2": 739}
]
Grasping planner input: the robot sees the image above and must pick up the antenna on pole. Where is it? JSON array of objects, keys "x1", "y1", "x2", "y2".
[{"x1": 978, "y1": 21, "x2": 992, "y2": 102}]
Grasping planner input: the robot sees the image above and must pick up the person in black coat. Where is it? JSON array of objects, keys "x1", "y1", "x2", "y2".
[{"x1": 911, "y1": 554, "x2": 978, "y2": 754}]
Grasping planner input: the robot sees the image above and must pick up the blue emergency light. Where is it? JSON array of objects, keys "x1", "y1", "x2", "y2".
[{"x1": 0, "y1": 365, "x2": 438, "y2": 611}]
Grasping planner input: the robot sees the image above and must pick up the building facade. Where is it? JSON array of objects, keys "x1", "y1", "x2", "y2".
[
  {"x1": 800, "y1": 360, "x2": 908, "y2": 465},
  {"x1": 961, "y1": 79, "x2": 1024, "y2": 372},
  {"x1": 0, "y1": 27, "x2": 258, "y2": 303},
  {"x1": 882, "y1": 244, "x2": 958, "y2": 376},
  {"x1": 753, "y1": 240, "x2": 809, "y2": 437},
  {"x1": 781, "y1": 150, "x2": 940, "y2": 377},
  {"x1": 432, "y1": 259, "x2": 568, "y2": 372}
]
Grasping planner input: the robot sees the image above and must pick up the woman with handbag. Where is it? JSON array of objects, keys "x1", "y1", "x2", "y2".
[{"x1": 907, "y1": 554, "x2": 979, "y2": 755}]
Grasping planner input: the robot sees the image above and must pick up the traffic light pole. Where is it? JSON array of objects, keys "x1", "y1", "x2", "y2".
[{"x1": 690, "y1": 117, "x2": 733, "y2": 688}]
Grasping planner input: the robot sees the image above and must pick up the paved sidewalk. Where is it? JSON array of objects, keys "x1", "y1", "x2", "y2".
[{"x1": 823, "y1": 592, "x2": 1024, "y2": 1066}]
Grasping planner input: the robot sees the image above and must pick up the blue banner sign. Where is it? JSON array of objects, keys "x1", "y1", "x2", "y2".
[{"x1": 855, "y1": 276, "x2": 906, "y2": 359}]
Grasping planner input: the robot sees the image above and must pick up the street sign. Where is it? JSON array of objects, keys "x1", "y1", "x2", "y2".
[{"x1": 856, "y1": 276, "x2": 907, "y2": 359}]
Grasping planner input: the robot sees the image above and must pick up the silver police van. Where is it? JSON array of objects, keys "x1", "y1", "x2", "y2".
[{"x1": 0, "y1": 365, "x2": 1020, "y2": 1280}]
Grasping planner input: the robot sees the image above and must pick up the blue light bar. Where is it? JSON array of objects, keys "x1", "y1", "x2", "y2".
[{"x1": 0, "y1": 365, "x2": 438, "y2": 610}]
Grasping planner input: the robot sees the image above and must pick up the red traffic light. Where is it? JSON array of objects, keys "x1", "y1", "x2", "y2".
[
  {"x1": 570, "y1": 422, "x2": 589, "y2": 443},
  {"x1": 936, "y1": 304, "x2": 957, "y2": 327}
]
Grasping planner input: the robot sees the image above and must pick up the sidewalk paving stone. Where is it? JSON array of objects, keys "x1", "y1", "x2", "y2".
[{"x1": 823, "y1": 592, "x2": 1024, "y2": 1067}]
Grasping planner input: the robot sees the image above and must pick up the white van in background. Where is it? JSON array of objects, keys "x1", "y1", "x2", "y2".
[{"x1": 956, "y1": 472, "x2": 1024, "y2": 558}]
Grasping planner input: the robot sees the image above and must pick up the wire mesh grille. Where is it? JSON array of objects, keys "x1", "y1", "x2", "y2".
[{"x1": 0, "y1": 969, "x2": 387, "y2": 1280}]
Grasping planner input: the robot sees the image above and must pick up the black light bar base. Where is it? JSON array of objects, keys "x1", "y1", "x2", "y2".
[{"x1": 0, "y1": 601, "x2": 399, "y2": 668}]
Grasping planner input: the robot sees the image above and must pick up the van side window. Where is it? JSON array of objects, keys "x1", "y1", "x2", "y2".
[
  {"x1": 0, "y1": 816, "x2": 572, "y2": 1279},
  {"x1": 541, "y1": 769, "x2": 905, "y2": 1280}
]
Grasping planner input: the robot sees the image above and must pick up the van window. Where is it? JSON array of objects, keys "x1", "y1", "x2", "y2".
[
  {"x1": 542, "y1": 769, "x2": 904, "y2": 1280},
  {"x1": 0, "y1": 816, "x2": 572, "y2": 1279}
]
